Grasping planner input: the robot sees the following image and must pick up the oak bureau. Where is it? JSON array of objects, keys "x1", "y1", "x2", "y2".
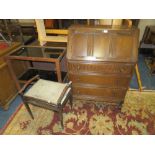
[{"x1": 67, "y1": 25, "x2": 139, "y2": 106}]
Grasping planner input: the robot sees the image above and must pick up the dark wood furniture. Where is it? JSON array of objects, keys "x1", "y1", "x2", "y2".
[
  {"x1": 0, "y1": 19, "x2": 24, "y2": 43},
  {"x1": 0, "y1": 42, "x2": 26, "y2": 110},
  {"x1": 140, "y1": 26, "x2": 155, "y2": 74},
  {"x1": 67, "y1": 25, "x2": 139, "y2": 106},
  {"x1": 19, "y1": 75, "x2": 72, "y2": 128},
  {"x1": 5, "y1": 45, "x2": 67, "y2": 91},
  {"x1": 141, "y1": 26, "x2": 155, "y2": 45}
]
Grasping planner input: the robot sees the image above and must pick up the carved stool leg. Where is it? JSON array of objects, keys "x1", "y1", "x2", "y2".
[
  {"x1": 23, "y1": 102, "x2": 34, "y2": 119},
  {"x1": 59, "y1": 107, "x2": 64, "y2": 129},
  {"x1": 69, "y1": 94, "x2": 73, "y2": 109}
]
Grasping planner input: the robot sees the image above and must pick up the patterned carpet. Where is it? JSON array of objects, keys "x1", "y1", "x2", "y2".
[
  {"x1": 145, "y1": 57, "x2": 155, "y2": 75},
  {"x1": 1, "y1": 90, "x2": 155, "y2": 135},
  {"x1": 0, "y1": 42, "x2": 9, "y2": 49}
]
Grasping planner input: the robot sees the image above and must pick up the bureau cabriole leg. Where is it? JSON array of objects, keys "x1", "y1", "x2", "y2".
[
  {"x1": 135, "y1": 64, "x2": 143, "y2": 92},
  {"x1": 117, "y1": 101, "x2": 124, "y2": 109}
]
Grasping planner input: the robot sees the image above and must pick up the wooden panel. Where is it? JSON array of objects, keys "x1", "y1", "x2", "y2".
[
  {"x1": 0, "y1": 42, "x2": 23, "y2": 110},
  {"x1": 68, "y1": 61, "x2": 134, "y2": 75},
  {"x1": 110, "y1": 33, "x2": 134, "y2": 60},
  {"x1": 93, "y1": 34, "x2": 110, "y2": 58},
  {"x1": 69, "y1": 73, "x2": 131, "y2": 88},
  {"x1": 67, "y1": 25, "x2": 139, "y2": 63},
  {"x1": 0, "y1": 64, "x2": 17, "y2": 110},
  {"x1": 73, "y1": 95, "x2": 122, "y2": 104},
  {"x1": 72, "y1": 85, "x2": 127, "y2": 100},
  {"x1": 69, "y1": 33, "x2": 88, "y2": 59},
  {"x1": 93, "y1": 32, "x2": 134, "y2": 61}
]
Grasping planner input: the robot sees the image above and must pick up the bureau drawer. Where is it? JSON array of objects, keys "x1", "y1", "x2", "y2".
[
  {"x1": 69, "y1": 73, "x2": 131, "y2": 88},
  {"x1": 72, "y1": 85, "x2": 127, "y2": 99},
  {"x1": 68, "y1": 62, "x2": 134, "y2": 75}
]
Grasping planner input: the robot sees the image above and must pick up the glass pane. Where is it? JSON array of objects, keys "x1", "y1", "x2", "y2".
[{"x1": 11, "y1": 47, "x2": 64, "y2": 59}]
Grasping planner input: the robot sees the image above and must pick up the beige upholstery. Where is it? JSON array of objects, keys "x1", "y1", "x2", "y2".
[{"x1": 24, "y1": 79, "x2": 68, "y2": 104}]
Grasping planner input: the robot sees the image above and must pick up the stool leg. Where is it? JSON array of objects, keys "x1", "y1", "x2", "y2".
[
  {"x1": 59, "y1": 107, "x2": 64, "y2": 129},
  {"x1": 24, "y1": 102, "x2": 34, "y2": 119},
  {"x1": 69, "y1": 94, "x2": 73, "y2": 109}
]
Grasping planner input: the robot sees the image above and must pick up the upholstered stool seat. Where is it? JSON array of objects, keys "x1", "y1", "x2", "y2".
[
  {"x1": 19, "y1": 75, "x2": 72, "y2": 128},
  {"x1": 24, "y1": 79, "x2": 69, "y2": 105}
]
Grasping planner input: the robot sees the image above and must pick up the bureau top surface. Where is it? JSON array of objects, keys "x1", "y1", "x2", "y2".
[
  {"x1": 69, "y1": 25, "x2": 138, "y2": 31},
  {"x1": 67, "y1": 25, "x2": 139, "y2": 63}
]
